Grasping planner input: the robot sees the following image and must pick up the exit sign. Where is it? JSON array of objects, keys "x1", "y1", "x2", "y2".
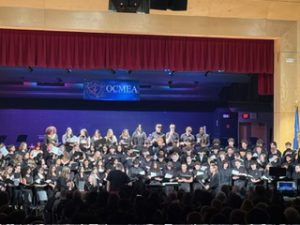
[{"x1": 241, "y1": 112, "x2": 257, "y2": 119}]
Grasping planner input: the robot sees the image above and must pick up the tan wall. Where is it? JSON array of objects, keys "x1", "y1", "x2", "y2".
[
  {"x1": 0, "y1": 7, "x2": 296, "y2": 41},
  {"x1": 1, "y1": 0, "x2": 300, "y2": 21}
]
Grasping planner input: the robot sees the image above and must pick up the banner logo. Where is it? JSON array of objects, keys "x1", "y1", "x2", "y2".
[{"x1": 83, "y1": 80, "x2": 140, "y2": 101}]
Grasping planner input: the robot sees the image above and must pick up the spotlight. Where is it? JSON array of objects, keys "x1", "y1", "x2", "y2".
[
  {"x1": 165, "y1": 69, "x2": 175, "y2": 76},
  {"x1": 109, "y1": 0, "x2": 150, "y2": 13},
  {"x1": 169, "y1": 71, "x2": 175, "y2": 76}
]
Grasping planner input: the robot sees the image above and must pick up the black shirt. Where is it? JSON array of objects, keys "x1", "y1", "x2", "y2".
[
  {"x1": 209, "y1": 173, "x2": 220, "y2": 190},
  {"x1": 196, "y1": 133, "x2": 210, "y2": 146},
  {"x1": 106, "y1": 170, "x2": 130, "y2": 192},
  {"x1": 56, "y1": 176, "x2": 68, "y2": 192},
  {"x1": 128, "y1": 166, "x2": 146, "y2": 178},
  {"x1": 248, "y1": 169, "x2": 263, "y2": 180},
  {"x1": 131, "y1": 130, "x2": 147, "y2": 150},
  {"x1": 219, "y1": 167, "x2": 232, "y2": 185}
]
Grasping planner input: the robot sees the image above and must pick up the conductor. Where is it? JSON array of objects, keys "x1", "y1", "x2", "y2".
[{"x1": 106, "y1": 162, "x2": 131, "y2": 193}]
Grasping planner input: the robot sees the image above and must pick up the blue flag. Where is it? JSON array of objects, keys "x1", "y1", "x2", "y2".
[{"x1": 293, "y1": 107, "x2": 299, "y2": 149}]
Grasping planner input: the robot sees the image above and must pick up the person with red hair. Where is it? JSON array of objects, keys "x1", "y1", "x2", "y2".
[{"x1": 44, "y1": 126, "x2": 58, "y2": 146}]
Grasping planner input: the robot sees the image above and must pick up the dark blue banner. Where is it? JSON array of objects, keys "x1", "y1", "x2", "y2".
[{"x1": 83, "y1": 80, "x2": 140, "y2": 101}]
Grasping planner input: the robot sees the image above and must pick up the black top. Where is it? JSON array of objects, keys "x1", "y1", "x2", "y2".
[
  {"x1": 131, "y1": 130, "x2": 147, "y2": 150},
  {"x1": 219, "y1": 168, "x2": 232, "y2": 185},
  {"x1": 128, "y1": 167, "x2": 146, "y2": 178},
  {"x1": 44, "y1": 134, "x2": 58, "y2": 146},
  {"x1": 248, "y1": 169, "x2": 263, "y2": 180},
  {"x1": 56, "y1": 176, "x2": 68, "y2": 192},
  {"x1": 106, "y1": 170, "x2": 130, "y2": 192},
  {"x1": 209, "y1": 173, "x2": 220, "y2": 190}
]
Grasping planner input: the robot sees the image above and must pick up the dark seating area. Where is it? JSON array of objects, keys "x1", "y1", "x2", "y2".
[{"x1": 0, "y1": 185, "x2": 300, "y2": 223}]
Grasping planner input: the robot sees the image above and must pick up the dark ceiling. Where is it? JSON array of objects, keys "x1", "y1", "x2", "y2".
[{"x1": 0, "y1": 66, "x2": 254, "y2": 101}]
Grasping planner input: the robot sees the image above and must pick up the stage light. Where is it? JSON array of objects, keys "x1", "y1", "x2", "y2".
[
  {"x1": 23, "y1": 81, "x2": 37, "y2": 87},
  {"x1": 204, "y1": 71, "x2": 210, "y2": 77},
  {"x1": 109, "y1": 0, "x2": 150, "y2": 13},
  {"x1": 164, "y1": 69, "x2": 175, "y2": 76},
  {"x1": 27, "y1": 66, "x2": 33, "y2": 72},
  {"x1": 223, "y1": 113, "x2": 230, "y2": 118},
  {"x1": 151, "y1": 0, "x2": 188, "y2": 11},
  {"x1": 169, "y1": 71, "x2": 175, "y2": 76}
]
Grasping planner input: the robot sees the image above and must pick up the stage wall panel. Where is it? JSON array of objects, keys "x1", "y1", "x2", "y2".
[{"x1": 0, "y1": 109, "x2": 216, "y2": 145}]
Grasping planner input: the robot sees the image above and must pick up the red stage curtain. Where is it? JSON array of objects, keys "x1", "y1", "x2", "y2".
[
  {"x1": 0, "y1": 29, "x2": 274, "y2": 95},
  {"x1": 258, "y1": 73, "x2": 273, "y2": 96}
]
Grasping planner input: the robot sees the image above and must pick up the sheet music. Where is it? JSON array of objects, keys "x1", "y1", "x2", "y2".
[
  {"x1": 0, "y1": 146, "x2": 8, "y2": 157},
  {"x1": 164, "y1": 173, "x2": 173, "y2": 179},
  {"x1": 210, "y1": 155, "x2": 217, "y2": 160},
  {"x1": 201, "y1": 166, "x2": 208, "y2": 171},
  {"x1": 150, "y1": 172, "x2": 157, "y2": 178},
  {"x1": 162, "y1": 182, "x2": 178, "y2": 186},
  {"x1": 37, "y1": 190, "x2": 48, "y2": 201},
  {"x1": 180, "y1": 173, "x2": 192, "y2": 178},
  {"x1": 78, "y1": 181, "x2": 85, "y2": 192},
  {"x1": 69, "y1": 136, "x2": 79, "y2": 143},
  {"x1": 13, "y1": 179, "x2": 20, "y2": 186},
  {"x1": 132, "y1": 149, "x2": 140, "y2": 153},
  {"x1": 232, "y1": 169, "x2": 239, "y2": 175},
  {"x1": 51, "y1": 146, "x2": 63, "y2": 156},
  {"x1": 197, "y1": 171, "x2": 204, "y2": 176},
  {"x1": 35, "y1": 178, "x2": 41, "y2": 184},
  {"x1": 139, "y1": 170, "x2": 145, "y2": 175}
]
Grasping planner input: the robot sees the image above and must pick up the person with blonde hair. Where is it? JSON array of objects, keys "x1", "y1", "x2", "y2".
[
  {"x1": 105, "y1": 128, "x2": 118, "y2": 146},
  {"x1": 56, "y1": 166, "x2": 74, "y2": 192},
  {"x1": 119, "y1": 129, "x2": 131, "y2": 147}
]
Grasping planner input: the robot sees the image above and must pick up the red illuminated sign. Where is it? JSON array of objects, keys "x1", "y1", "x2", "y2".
[{"x1": 242, "y1": 113, "x2": 250, "y2": 119}]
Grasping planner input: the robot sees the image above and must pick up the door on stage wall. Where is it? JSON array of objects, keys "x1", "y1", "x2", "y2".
[{"x1": 238, "y1": 122, "x2": 268, "y2": 147}]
